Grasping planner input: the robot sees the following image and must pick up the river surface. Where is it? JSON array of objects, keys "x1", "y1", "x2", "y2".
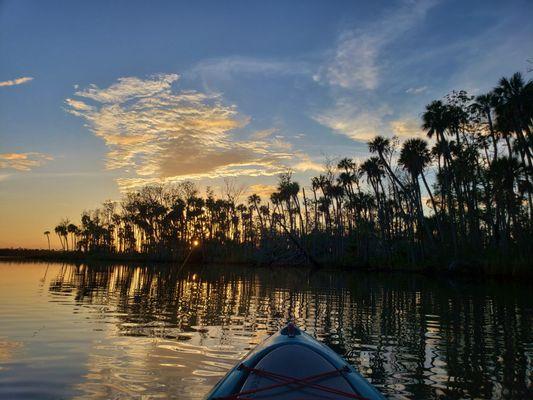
[{"x1": 0, "y1": 261, "x2": 531, "y2": 399}]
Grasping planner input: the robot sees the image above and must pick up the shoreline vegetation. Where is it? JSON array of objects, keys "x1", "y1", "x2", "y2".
[
  {"x1": 13, "y1": 72, "x2": 533, "y2": 277},
  {"x1": 0, "y1": 248, "x2": 529, "y2": 279}
]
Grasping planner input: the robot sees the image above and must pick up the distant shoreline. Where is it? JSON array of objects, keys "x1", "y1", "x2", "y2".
[
  {"x1": 0, "y1": 248, "x2": 192, "y2": 264},
  {"x1": 1, "y1": 248, "x2": 530, "y2": 280}
]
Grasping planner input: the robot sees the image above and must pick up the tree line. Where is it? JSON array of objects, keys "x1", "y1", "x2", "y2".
[{"x1": 48, "y1": 72, "x2": 533, "y2": 272}]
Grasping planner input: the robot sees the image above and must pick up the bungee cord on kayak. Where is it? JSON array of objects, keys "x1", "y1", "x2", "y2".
[{"x1": 213, "y1": 363, "x2": 370, "y2": 400}]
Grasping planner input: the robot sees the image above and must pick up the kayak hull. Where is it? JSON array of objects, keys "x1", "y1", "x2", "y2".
[{"x1": 205, "y1": 324, "x2": 385, "y2": 399}]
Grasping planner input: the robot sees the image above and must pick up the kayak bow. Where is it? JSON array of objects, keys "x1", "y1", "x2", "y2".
[{"x1": 206, "y1": 323, "x2": 385, "y2": 399}]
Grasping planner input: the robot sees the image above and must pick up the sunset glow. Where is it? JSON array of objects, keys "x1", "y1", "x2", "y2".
[{"x1": 1, "y1": 0, "x2": 531, "y2": 248}]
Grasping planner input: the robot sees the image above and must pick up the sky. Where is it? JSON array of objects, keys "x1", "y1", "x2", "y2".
[{"x1": 1, "y1": 0, "x2": 532, "y2": 248}]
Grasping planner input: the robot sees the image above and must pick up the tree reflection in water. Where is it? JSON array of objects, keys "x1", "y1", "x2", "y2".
[{"x1": 48, "y1": 263, "x2": 531, "y2": 399}]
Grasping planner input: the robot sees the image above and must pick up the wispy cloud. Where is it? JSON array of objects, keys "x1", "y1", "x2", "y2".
[
  {"x1": 250, "y1": 128, "x2": 278, "y2": 140},
  {"x1": 66, "y1": 74, "x2": 311, "y2": 190},
  {"x1": 316, "y1": 0, "x2": 438, "y2": 90},
  {"x1": 316, "y1": 106, "x2": 428, "y2": 143},
  {"x1": 389, "y1": 118, "x2": 426, "y2": 139},
  {"x1": 191, "y1": 56, "x2": 311, "y2": 81},
  {"x1": 406, "y1": 85, "x2": 428, "y2": 94},
  {"x1": 74, "y1": 74, "x2": 179, "y2": 103},
  {"x1": 248, "y1": 183, "x2": 277, "y2": 198},
  {"x1": 313, "y1": 0, "x2": 438, "y2": 143},
  {"x1": 318, "y1": 30, "x2": 380, "y2": 90},
  {"x1": 0, "y1": 152, "x2": 53, "y2": 171},
  {"x1": 313, "y1": 97, "x2": 393, "y2": 142},
  {"x1": 0, "y1": 76, "x2": 34, "y2": 87},
  {"x1": 292, "y1": 153, "x2": 324, "y2": 172}
]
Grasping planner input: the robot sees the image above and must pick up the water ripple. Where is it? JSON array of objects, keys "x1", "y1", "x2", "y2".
[{"x1": 0, "y1": 261, "x2": 531, "y2": 400}]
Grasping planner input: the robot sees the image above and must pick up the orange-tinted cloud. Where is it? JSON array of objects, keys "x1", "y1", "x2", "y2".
[
  {"x1": 248, "y1": 184, "x2": 277, "y2": 198},
  {"x1": 66, "y1": 74, "x2": 310, "y2": 190},
  {"x1": 389, "y1": 118, "x2": 426, "y2": 139},
  {"x1": 0, "y1": 152, "x2": 53, "y2": 171},
  {"x1": 0, "y1": 76, "x2": 33, "y2": 87}
]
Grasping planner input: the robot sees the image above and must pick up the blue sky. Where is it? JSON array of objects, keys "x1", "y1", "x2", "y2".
[{"x1": 1, "y1": 0, "x2": 532, "y2": 247}]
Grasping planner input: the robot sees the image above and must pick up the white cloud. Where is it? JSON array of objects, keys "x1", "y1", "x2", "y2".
[
  {"x1": 312, "y1": 1, "x2": 439, "y2": 144},
  {"x1": 74, "y1": 74, "x2": 179, "y2": 103},
  {"x1": 250, "y1": 128, "x2": 278, "y2": 140},
  {"x1": 321, "y1": 31, "x2": 380, "y2": 90},
  {"x1": 292, "y1": 153, "x2": 324, "y2": 172},
  {"x1": 317, "y1": 0, "x2": 438, "y2": 90},
  {"x1": 191, "y1": 56, "x2": 311, "y2": 81},
  {"x1": 0, "y1": 76, "x2": 33, "y2": 87},
  {"x1": 66, "y1": 74, "x2": 311, "y2": 190},
  {"x1": 0, "y1": 152, "x2": 53, "y2": 171},
  {"x1": 313, "y1": 98, "x2": 393, "y2": 142},
  {"x1": 406, "y1": 86, "x2": 428, "y2": 94}
]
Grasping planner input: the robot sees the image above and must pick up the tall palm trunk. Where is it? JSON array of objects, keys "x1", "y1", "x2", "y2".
[
  {"x1": 486, "y1": 110, "x2": 498, "y2": 161},
  {"x1": 420, "y1": 170, "x2": 443, "y2": 240}
]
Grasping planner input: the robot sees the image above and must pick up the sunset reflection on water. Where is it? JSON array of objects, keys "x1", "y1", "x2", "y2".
[{"x1": 0, "y1": 261, "x2": 531, "y2": 399}]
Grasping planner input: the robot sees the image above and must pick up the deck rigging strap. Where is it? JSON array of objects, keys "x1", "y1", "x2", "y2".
[{"x1": 214, "y1": 364, "x2": 369, "y2": 400}]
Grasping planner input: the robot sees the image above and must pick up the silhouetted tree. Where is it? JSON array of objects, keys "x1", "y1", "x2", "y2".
[
  {"x1": 54, "y1": 72, "x2": 532, "y2": 272},
  {"x1": 44, "y1": 230, "x2": 51, "y2": 250}
]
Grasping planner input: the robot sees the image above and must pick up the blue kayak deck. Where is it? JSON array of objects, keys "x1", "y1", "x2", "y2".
[{"x1": 206, "y1": 324, "x2": 385, "y2": 400}]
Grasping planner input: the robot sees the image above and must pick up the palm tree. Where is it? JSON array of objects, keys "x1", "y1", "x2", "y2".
[
  {"x1": 360, "y1": 157, "x2": 384, "y2": 194},
  {"x1": 487, "y1": 156, "x2": 524, "y2": 244},
  {"x1": 471, "y1": 93, "x2": 498, "y2": 161},
  {"x1": 247, "y1": 194, "x2": 264, "y2": 232},
  {"x1": 360, "y1": 157, "x2": 387, "y2": 236},
  {"x1": 54, "y1": 224, "x2": 67, "y2": 250},
  {"x1": 43, "y1": 230, "x2": 51, "y2": 250},
  {"x1": 422, "y1": 101, "x2": 448, "y2": 140},
  {"x1": 338, "y1": 157, "x2": 355, "y2": 173},
  {"x1": 493, "y1": 72, "x2": 533, "y2": 220},
  {"x1": 399, "y1": 138, "x2": 442, "y2": 239},
  {"x1": 422, "y1": 100, "x2": 458, "y2": 251},
  {"x1": 67, "y1": 223, "x2": 78, "y2": 251},
  {"x1": 368, "y1": 136, "x2": 408, "y2": 193},
  {"x1": 493, "y1": 72, "x2": 533, "y2": 167},
  {"x1": 368, "y1": 135, "x2": 435, "y2": 245}
]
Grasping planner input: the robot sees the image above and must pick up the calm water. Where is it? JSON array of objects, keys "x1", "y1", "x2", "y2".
[{"x1": 0, "y1": 261, "x2": 531, "y2": 399}]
